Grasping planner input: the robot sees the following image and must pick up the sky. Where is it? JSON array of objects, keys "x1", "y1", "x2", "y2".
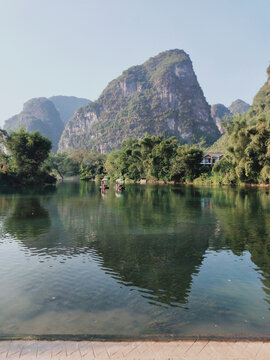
[{"x1": 0, "y1": 0, "x2": 269, "y2": 125}]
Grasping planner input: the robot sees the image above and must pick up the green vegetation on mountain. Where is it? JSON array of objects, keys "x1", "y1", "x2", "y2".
[
  {"x1": 49, "y1": 96, "x2": 90, "y2": 125},
  {"x1": 197, "y1": 66, "x2": 270, "y2": 185},
  {"x1": 59, "y1": 49, "x2": 220, "y2": 153},
  {"x1": 210, "y1": 100, "x2": 250, "y2": 139},
  {"x1": 245, "y1": 65, "x2": 270, "y2": 122},
  {"x1": 207, "y1": 132, "x2": 229, "y2": 153},
  {"x1": 209, "y1": 68, "x2": 269, "y2": 153}
]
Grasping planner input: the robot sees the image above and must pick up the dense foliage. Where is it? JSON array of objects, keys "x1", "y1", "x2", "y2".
[
  {"x1": 214, "y1": 116, "x2": 270, "y2": 184},
  {"x1": 0, "y1": 129, "x2": 55, "y2": 185},
  {"x1": 48, "y1": 150, "x2": 105, "y2": 181},
  {"x1": 104, "y1": 135, "x2": 203, "y2": 182},
  {"x1": 195, "y1": 115, "x2": 270, "y2": 185},
  {"x1": 52, "y1": 135, "x2": 203, "y2": 182}
]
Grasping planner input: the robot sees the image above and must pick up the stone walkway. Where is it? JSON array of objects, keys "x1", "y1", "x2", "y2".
[{"x1": 0, "y1": 340, "x2": 270, "y2": 359}]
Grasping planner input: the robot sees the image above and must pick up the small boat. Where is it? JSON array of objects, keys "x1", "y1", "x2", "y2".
[
  {"x1": 115, "y1": 178, "x2": 125, "y2": 191},
  {"x1": 100, "y1": 178, "x2": 110, "y2": 189}
]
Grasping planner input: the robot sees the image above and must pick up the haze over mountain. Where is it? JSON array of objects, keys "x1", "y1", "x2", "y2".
[
  {"x1": 59, "y1": 49, "x2": 220, "y2": 153},
  {"x1": 49, "y1": 96, "x2": 90, "y2": 125},
  {"x1": 4, "y1": 96, "x2": 91, "y2": 152},
  {"x1": 209, "y1": 67, "x2": 269, "y2": 152},
  {"x1": 211, "y1": 104, "x2": 233, "y2": 134},
  {"x1": 228, "y1": 99, "x2": 250, "y2": 115},
  {"x1": 4, "y1": 98, "x2": 64, "y2": 153},
  {"x1": 211, "y1": 99, "x2": 250, "y2": 134}
]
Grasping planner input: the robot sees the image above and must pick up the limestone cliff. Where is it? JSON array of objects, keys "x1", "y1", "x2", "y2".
[
  {"x1": 4, "y1": 98, "x2": 64, "y2": 153},
  {"x1": 211, "y1": 104, "x2": 233, "y2": 134},
  {"x1": 59, "y1": 49, "x2": 220, "y2": 153},
  {"x1": 211, "y1": 99, "x2": 250, "y2": 135},
  {"x1": 49, "y1": 96, "x2": 90, "y2": 125},
  {"x1": 229, "y1": 99, "x2": 250, "y2": 115}
]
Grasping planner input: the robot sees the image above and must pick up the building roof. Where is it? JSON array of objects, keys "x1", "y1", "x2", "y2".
[{"x1": 203, "y1": 153, "x2": 224, "y2": 157}]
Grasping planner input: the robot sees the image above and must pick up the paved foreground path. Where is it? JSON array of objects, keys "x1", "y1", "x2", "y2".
[{"x1": 0, "y1": 340, "x2": 270, "y2": 359}]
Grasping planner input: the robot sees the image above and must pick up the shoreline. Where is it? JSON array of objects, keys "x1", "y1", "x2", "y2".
[
  {"x1": 84, "y1": 178, "x2": 270, "y2": 187},
  {"x1": 2, "y1": 334, "x2": 270, "y2": 342}
]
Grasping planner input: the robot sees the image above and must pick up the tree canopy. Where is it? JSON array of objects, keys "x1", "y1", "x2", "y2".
[
  {"x1": 1, "y1": 128, "x2": 55, "y2": 185},
  {"x1": 104, "y1": 135, "x2": 203, "y2": 182}
]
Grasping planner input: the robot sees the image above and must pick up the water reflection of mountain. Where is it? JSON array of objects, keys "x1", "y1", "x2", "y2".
[
  {"x1": 2, "y1": 183, "x2": 270, "y2": 308},
  {"x1": 55, "y1": 184, "x2": 212, "y2": 306},
  {"x1": 0, "y1": 183, "x2": 212, "y2": 307},
  {"x1": 56, "y1": 184, "x2": 270, "y2": 307}
]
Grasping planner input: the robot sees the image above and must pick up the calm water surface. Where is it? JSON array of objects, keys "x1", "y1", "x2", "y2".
[{"x1": 0, "y1": 182, "x2": 270, "y2": 339}]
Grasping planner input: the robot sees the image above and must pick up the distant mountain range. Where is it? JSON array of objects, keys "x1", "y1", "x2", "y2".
[
  {"x1": 4, "y1": 50, "x2": 266, "y2": 154},
  {"x1": 209, "y1": 66, "x2": 270, "y2": 152},
  {"x1": 4, "y1": 96, "x2": 90, "y2": 152},
  {"x1": 211, "y1": 99, "x2": 250, "y2": 134},
  {"x1": 49, "y1": 96, "x2": 90, "y2": 125}
]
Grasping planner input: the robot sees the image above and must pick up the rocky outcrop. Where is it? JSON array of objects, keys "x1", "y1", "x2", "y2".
[
  {"x1": 211, "y1": 104, "x2": 233, "y2": 134},
  {"x1": 59, "y1": 49, "x2": 221, "y2": 153},
  {"x1": 4, "y1": 96, "x2": 91, "y2": 152},
  {"x1": 4, "y1": 98, "x2": 64, "y2": 152},
  {"x1": 211, "y1": 100, "x2": 250, "y2": 134},
  {"x1": 229, "y1": 99, "x2": 250, "y2": 115},
  {"x1": 49, "y1": 96, "x2": 90, "y2": 125}
]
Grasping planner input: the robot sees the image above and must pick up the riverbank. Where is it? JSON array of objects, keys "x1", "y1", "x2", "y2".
[
  {"x1": 105, "y1": 178, "x2": 270, "y2": 188},
  {"x1": 0, "y1": 340, "x2": 269, "y2": 359}
]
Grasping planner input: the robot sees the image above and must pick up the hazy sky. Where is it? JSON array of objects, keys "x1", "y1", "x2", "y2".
[{"x1": 0, "y1": 0, "x2": 269, "y2": 125}]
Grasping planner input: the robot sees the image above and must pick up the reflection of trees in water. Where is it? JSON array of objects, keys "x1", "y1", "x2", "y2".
[
  {"x1": 0, "y1": 183, "x2": 223, "y2": 307},
  {"x1": 3, "y1": 197, "x2": 51, "y2": 240},
  {"x1": 0, "y1": 188, "x2": 78, "y2": 255},
  {"x1": 3, "y1": 182, "x2": 270, "y2": 307},
  {"x1": 55, "y1": 183, "x2": 211, "y2": 306},
  {"x1": 206, "y1": 187, "x2": 270, "y2": 305}
]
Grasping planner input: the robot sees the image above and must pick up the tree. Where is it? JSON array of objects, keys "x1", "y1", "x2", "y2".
[
  {"x1": 79, "y1": 151, "x2": 105, "y2": 180},
  {"x1": 5, "y1": 129, "x2": 54, "y2": 184},
  {"x1": 214, "y1": 115, "x2": 270, "y2": 184},
  {"x1": 104, "y1": 151, "x2": 122, "y2": 179},
  {"x1": 47, "y1": 153, "x2": 71, "y2": 180},
  {"x1": 151, "y1": 137, "x2": 178, "y2": 180},
  {"x1": 170, "y1": 145, "x2": 203, "y2": 182}
]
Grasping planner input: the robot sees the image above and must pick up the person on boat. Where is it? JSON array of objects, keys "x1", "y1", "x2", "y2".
[
  {"x1": 115, "y1": 178, "x2": 125, "y2": 191},
  {"x1": 100, "y1": 178, "x2": 109, "y2": 190}
]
